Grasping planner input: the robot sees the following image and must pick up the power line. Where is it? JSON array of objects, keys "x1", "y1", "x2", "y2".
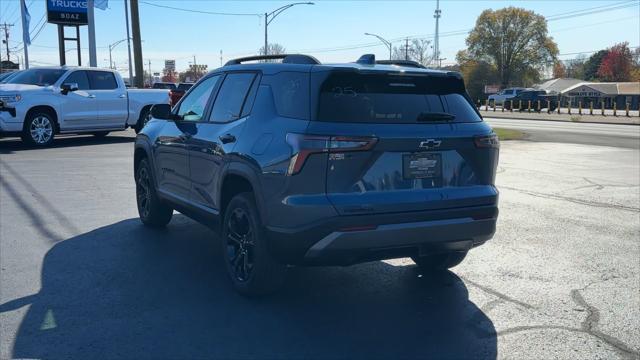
[
  {"x1": 291, "y1": 1, "x2": 639, "y2": 55},
  {"x1": 139, "y1": 1, "x2": 261, "y2": 17}
]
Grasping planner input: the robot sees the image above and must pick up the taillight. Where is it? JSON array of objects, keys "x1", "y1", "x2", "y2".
[
  {"x1": 285, "y1": 133, "x2": 377, "y2": 175},
  {"x1": 474, "y1": 133, "x2": 500, "y2": 148}
]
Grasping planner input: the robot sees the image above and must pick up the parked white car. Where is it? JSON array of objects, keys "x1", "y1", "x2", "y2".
[
  {"x1": 487, "y1": 87, "x2": 527, "y2": 106},
  {"x1": 0, "y1": 66, "x2": 170, "y2": 146}
]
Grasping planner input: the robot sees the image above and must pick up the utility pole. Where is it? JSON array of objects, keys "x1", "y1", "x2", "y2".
[
  {"x1": 433, "y1": 0, "x2": 441, "y2": 66},
  {"x1": 404, "y1": 38, "x2": 409, "y2": 61},
  {"x1": 124, "y1": 0, "x2": 134, "y2": 84},
  {"x1": 1, "y1": 23, "x2": 14, "y2": 63},
  {"x1": 130, "y1": 0, "x2": 144, "y2": 88},
  {"x1": 220, "y1": 50, "x2": 223, "y2": 67}
]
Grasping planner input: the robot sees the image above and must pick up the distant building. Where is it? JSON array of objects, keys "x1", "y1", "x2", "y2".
[
  {"x1": 0, "y1": 60, "x2": 19, "y2": 73},
  {"x1": 534, "y1": 78, "x2": 640, "y2": 110}
]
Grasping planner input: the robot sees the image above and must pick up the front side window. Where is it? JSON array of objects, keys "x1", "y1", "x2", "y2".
[
  {"x1": 88, "y1": 71, "x2": 118, "y2": 90},
  {"x1": 176, "y1": 75, "x2": 221, "y2": 122},
  {"x1": 210, "y1": 73, "x2": 256, "y2": 123},
  {"x1": 6, "y1": 68, "x2": 66, "y2": 86},
  {"x1": 63, "y1": 71, "x2": 90, "y2": 90}
]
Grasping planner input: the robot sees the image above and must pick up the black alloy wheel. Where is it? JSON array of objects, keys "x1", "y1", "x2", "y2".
[{"x1": 225, "y1": 207, "x2": 255, "y2": 282}]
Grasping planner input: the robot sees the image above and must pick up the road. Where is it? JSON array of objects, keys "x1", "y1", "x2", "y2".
[
  {"x1": 0, "y1": 128, "x2": 639, "y2": 359},
  {"x1": 485, "y1": 117, "x2": 640, "y2": 149}
]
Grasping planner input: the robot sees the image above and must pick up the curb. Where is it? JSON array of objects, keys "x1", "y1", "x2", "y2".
[{"x1": 480, "y1": 113, "x2": 640, "y2": 126}]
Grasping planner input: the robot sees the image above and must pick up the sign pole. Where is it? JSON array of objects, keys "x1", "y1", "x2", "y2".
[
  {"x1": 124, "y1": 0, "x2": 134, "y2": 84},
  {"x1": 19, "y1": 0, "x2": 29, "y2": 69},
  {"x1": 87, "y1": 0, "x2": 97, "y2": 67},
  {"x1": 57, "y1": 25, "x2": 66, "y2": 65}
]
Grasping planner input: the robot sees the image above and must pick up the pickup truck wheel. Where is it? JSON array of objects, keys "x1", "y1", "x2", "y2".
[
  {"x1": 222, "y1": 192, "x2": 286, "y2": 296},
  {"x1": 92, "y1": 131, "x2": 110, "y2": 138},
  {"x1": 134, "y1": 107, "x2": 152, "y2": 133},
  {"x1": 135, "y1": 158, "x2": 173, "y2": 227},
  {"x1": 22, "y1": 112, "x2": 55, "y2": 147},
  {"x1": 411, "y1": 251, "x2": 468, "y2": 271}
]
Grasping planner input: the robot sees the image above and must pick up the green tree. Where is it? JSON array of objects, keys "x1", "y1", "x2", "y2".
[
  {"x1": 464, "y1": 7, "x2": 558, "y2": 87},
  {"x1": 457, "y1": 50, "x2": 499, "y2": 101},
  {"x1": 583, "y1": 50, "x2": 608, "y2": 81}
]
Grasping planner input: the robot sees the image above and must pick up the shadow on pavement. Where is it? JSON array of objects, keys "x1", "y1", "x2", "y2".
[
  {"x1": 0, "y1": 133, "x2": 134, "y2": 154},
  {"x1": 2, "y1": 215, "x2": 497, "y2": 359}
]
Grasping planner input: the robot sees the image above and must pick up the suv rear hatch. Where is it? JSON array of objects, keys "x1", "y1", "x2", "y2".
[{"x1": 301, "y1": 68, "x2": 499, "y2": 215}]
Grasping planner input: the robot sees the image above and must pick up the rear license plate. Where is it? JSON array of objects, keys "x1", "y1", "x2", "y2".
[{"x1": 403, "y1": 153, "x2": 442, "y2": 179}]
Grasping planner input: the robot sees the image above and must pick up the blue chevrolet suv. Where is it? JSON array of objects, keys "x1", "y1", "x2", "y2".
[{"x1": 134, "y1": 54, "x2": 499, "y2": 295}]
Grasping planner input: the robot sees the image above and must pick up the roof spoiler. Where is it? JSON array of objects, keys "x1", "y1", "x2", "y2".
[
  {"x1": 225, "y1": 54, "x2": 320, "y2": 66},
  {"x1": 376, "y1": 60, "x2": 426, "y2": 69}
]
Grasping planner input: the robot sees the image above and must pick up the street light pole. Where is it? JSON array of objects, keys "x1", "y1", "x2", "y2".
[
  {"x1": 364, "y1": 32, "x2": 392, "y2": 60},
  {"x1": 108, "y1": 38, "x2": 128, "y2": 70},
  {"x1": 264, "y1": 2, "x2": 314, "y2": 56}
]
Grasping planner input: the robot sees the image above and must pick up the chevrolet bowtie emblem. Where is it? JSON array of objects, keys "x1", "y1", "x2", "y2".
[{"x1": 419, "y1": 139, "x2": 442, "y2": 149}]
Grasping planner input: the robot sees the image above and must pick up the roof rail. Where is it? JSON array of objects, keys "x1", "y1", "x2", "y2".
[
  {"x1": 375, "y1": 60, "x2": 426, "y2": 69},
  {"x1": 225, "y1": 54, "x2": 320, "y2": 66}
]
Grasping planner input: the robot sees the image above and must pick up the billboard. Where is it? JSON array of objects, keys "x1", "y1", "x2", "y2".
[
  {"x1": 47, "y1": 0, "x2": 88, "y2": 25},
  {"x1": 164, "y1": 60, "x2": 176, "y2": 71},
  {"x1": 484, "y1": 84, "x2": 500, "y2": 94}
]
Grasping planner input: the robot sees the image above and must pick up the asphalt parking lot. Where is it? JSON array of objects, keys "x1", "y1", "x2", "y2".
[{"x1": 1, "y1": 130, "x2": 639, "y2": 359}]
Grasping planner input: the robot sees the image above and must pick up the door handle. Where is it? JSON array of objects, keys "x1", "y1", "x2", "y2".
[
  {"x1": 219, "y1": 134, "x2": 236, "y2": 144},
  {"x1": 119, "y1": 94, "x2": 127, "y2": 99},
  {"x1": 88, "y1": 94, "x2": 96, "y2": 99}
]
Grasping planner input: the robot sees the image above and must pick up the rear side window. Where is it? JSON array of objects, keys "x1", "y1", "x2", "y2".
[
  {"x1": 315, "y1": 72, "x2": 480, "y2": 123},
  {"x1": 262, "y1": 72, "x2": 309, "y2": 119},
  {"x1": 88, "y1": 71, "x2": 118, "y2": 90},
  {"x1": 210, "y1": 73, "x2": 256, "y2": 123},
  {"x1": 63, "y1": 71, "x2": 90, "y2": 90}
]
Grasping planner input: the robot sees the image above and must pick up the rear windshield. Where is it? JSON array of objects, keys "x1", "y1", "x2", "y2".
[
  {"x1": 177, "y1": 83, "x2": 193, "y2": 91},
  {"x1": 153, "y1": 83, "x2": 176, "y2": 90},
  {"x1": 316, "y1": 72, "x2": 481, "y2": 123}
]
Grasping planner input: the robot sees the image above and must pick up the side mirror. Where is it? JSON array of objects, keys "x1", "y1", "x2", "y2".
[
  {"x1": 61, "y1": 83, "x2": 79, "y2": 95},
  {"x1": 150, "y1": 104, "x2": 174, "y2": 120}
]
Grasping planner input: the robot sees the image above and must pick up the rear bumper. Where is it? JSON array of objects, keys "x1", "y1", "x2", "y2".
[{"x1": 265, "y1": 204, "x2": 498, "y2": 265}]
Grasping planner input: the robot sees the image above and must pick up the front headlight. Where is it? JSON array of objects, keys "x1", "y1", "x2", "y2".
[{"x1": 0, "y1": 94, "x2": 22, "y2": 104}]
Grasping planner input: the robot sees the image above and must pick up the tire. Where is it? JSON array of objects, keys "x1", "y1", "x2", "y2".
[
  {"x1": 134, "y1": 107, "x2": 152, "y2": 134},
  {"x1": 22, "y1": 111, "x2": 55, "y2": 147},
  {"x1": 222, "y1": 192, "x2": 286, "y2": 296},
  {"x1": 92, "y1": 131, "x2": 110, "y2": 138},
  {"x1": 135, "y1": 158, "x2": 173, "y2": 227},
  {"x1": 411, "y1": 251, "x2": 468, "y2": 271}
]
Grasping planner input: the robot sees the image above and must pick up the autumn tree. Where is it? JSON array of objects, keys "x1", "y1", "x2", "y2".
[
  {"x1": 597, "y1": 42, "x2": 634, "y2": 82},
  {"x1": 463, "y1": 7, "x2": 558, "y2": 87},
  {"x1": 161, "y1": 69, "x2": 177, "y2": 83},
  {"x1": 552, "y1": 61, "x2": 566, "y2": 78}
]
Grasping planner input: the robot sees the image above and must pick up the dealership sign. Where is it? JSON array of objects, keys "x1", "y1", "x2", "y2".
[{"x1": 47, "y1": 0, "x2": 88, "y2": 25}]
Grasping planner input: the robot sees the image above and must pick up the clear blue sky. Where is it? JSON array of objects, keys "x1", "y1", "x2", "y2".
[{"x1": 1, "y1": 0, "x2": 638, "y2": 75}]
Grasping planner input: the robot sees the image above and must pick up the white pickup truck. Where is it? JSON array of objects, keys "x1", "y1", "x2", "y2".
[
  {"x1": 487, "y1": 87, "x2": 527, "y2": 106},
  {"x1": 0, "y1": 66, "x2": 170, "y2": 146}
]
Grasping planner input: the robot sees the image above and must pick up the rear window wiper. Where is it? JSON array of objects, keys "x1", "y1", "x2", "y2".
[{"x1": 416, "y1": 112, "x2": 456, "y2": 122}]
